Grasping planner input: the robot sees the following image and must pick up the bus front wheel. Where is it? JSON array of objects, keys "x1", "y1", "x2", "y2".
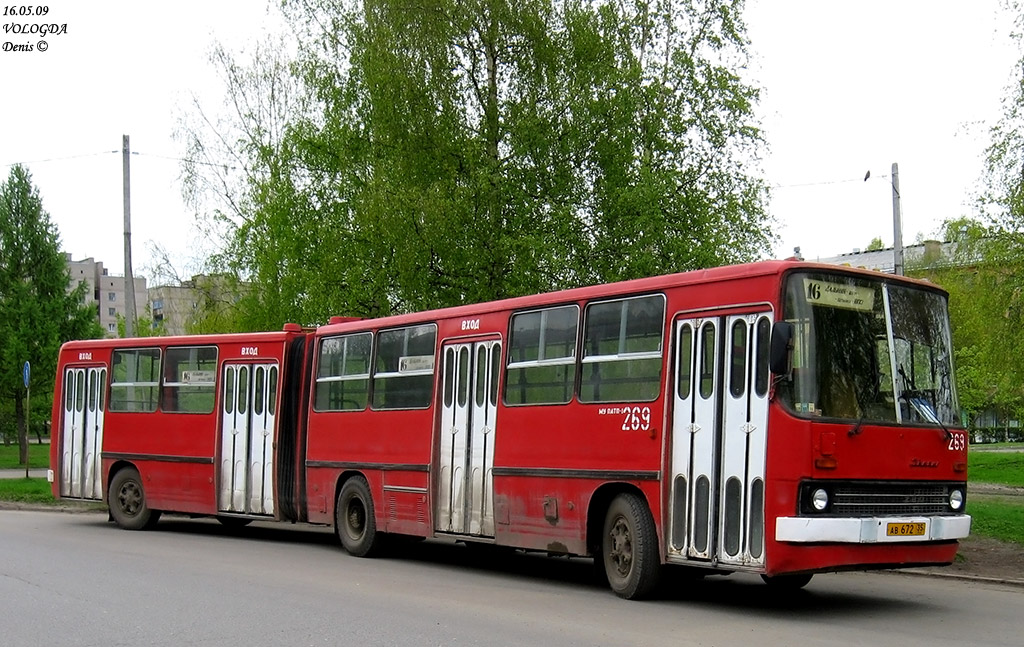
[
  {"x1": 108, "y1": 467, "x2": 160, "y2": 530},
  {"x1": 336, "y1": 476, "x2": 379, "y2": 557},
  {"x1": 601, "y1": 493, "x2": 660, "y2": 599}
]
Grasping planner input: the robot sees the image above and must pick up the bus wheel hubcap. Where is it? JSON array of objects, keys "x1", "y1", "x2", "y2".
[{"x1": 609, "y1": 517, "x2": 633, "y2": 576}]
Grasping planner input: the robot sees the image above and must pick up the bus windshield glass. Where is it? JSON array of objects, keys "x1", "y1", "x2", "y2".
[{"x1": 779, "y1": 271, "x2": 958, "y2": 426}]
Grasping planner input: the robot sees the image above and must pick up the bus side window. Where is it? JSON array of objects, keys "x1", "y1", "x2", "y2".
[
  {"x1": 314, "y1": 332, "x2": 371, "y2": 412},
  {"x1": 504, "y1": 305, "x2": 578, "y2": 406},
  {"x1": 580, "y1": 294, "x2": 665, "y2": 404},
  {"x1": 371, "y1": 324, "x2": 437, "y2": 410},
  {"x1": 162, "y1": 346, "x2": 218, "y2": 414},
  {"x1": 109, "y1": 348, "x2": 161, "y2": 412}
]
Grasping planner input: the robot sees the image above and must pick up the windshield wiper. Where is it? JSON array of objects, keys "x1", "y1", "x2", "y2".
[
  {"x1": 848, "y1": 416, "x2": 865, "y2": 437},
  {"x1": 897, "y1": 366, "x2": 952, "y2": 441}
]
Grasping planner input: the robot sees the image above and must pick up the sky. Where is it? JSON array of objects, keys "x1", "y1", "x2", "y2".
[{"x1": 0, "y1": 1, "x2": 1020, "y2": 279}]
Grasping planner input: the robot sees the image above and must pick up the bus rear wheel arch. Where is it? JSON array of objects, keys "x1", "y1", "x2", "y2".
[
  {"x1": 336, "y1": 475, "x2": 380, "y2": 557},
  {"x1": 108, "y1": 466, "x2": 161, "y2": 530}
]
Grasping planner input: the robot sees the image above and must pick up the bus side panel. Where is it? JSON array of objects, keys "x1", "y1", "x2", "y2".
[
  {"x1": 105, "y1": 458, "x2": 216, "y2": 512},
  {"x1": 492, "y1": 404, "x2": 665, "y2": 555},
  {"x1": 381, "y1": 471, "x2": 430, "y2": 536},
  {"x1": 102, "y1": 410, "x2": 220, "y2": 514},
  {"x1": 305, "y1": 408, "x2": 435, "y2": 530}
]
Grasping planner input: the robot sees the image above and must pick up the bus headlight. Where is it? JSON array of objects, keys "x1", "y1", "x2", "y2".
[
  {"x1": 949, "y1": 489, "x2": 964, "y2": 511},
  {"x1": 811, "y1": 488, "x2": 829, "y2": 512}
]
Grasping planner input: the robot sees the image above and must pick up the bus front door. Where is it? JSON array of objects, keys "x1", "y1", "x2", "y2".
[
  {"x1": 668, "y1": 312, "x2": 771, "y2": 569},
  {"x1": 436, "y1": 340, "x2": 501, "y2": 537},
  {"x1": 60, "y1": 366, "x2": 106, "y2": 500},
  {"x1": 219, "y1": 363, "x2": 279, "y2": 516}
]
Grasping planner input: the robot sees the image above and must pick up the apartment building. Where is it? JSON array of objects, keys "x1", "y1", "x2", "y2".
[{"x1": 66, "y1": 255, "x2": 148, "y2": 337}]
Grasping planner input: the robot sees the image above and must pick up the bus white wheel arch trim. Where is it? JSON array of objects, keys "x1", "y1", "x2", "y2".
[{"x1": 775, "y1": 515, "x2": 972, "y2": 543}]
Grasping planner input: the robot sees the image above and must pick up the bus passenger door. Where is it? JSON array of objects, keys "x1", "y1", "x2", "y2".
[
  {"x1": 60, "y1": 366, "x2": 106, "y2": 500},
  {"x1": 716, "y1": 313, "x2": 770, "y2": 568},
  {"x1": 437, "y1": 340, "x2": 500, "y2": 536},
  {"x1": 219, "y1": 363, "x2": 278, "y2": 516},
  {"x1": 669, "y1": 318, "x2": 719, "y2": 560},
  {"x1": 668, "y1": 312, "x2": 771, "y2": 568}
]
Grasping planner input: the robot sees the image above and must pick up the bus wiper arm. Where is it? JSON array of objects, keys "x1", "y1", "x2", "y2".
[
  {"x1": 848, "y1": 417, "x2": 865, "y2": 437},
  {"x1": 898, "y1": 385, "x2": 952, "y2": 441}
]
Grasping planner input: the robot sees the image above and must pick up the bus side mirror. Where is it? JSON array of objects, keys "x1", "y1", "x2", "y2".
[{"x1": 770, "y1": 321, "x2": 793, "y2": 375}]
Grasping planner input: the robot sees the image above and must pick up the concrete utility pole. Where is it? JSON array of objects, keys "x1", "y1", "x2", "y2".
[
  {"x1": 891, "y1": 162, "x2": 904, "y2": 276},
  {"x1": 122, "y1": 134, "x2": 137, "y2": 337}
]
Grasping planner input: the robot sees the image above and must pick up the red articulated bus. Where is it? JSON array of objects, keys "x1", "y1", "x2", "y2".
[{"x1": 49, "y1": 260, "x2": 971, "y2": 599}]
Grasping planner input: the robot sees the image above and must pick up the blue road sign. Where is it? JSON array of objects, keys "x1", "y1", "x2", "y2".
[{"x1": 23, "y1": 361, "x2": 30, "y2": 388}]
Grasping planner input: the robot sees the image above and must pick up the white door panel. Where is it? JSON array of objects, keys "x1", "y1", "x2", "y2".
[
  {"x1": 61, "y1": 367, "x2": 105, "y2": 500},
  {"x1": 669, "y1": 311, "x2": 771, "y2": 567},
  {"x1": 437, "y1": 340, "x2": 500, "y2": 536},
  {"x1": 220, "y1": 363, "x2": 277, "y2": 515}
]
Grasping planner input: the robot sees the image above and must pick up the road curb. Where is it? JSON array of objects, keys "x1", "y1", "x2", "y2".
[
  {"x1": 888, "y1": 568, "x2": 1024, "y2": 588},
  {"x1": 0, "y1": 501, "x2": 105, "y2": 514}
]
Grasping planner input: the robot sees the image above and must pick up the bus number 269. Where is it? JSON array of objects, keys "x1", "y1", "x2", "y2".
[{"x1": 622, "y1": 406, "x2": 652, "y2": 431}]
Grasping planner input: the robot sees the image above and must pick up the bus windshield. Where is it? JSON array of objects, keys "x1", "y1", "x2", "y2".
[{"x1": 778, "y1": 271, "x2": 958, "y2": 426}]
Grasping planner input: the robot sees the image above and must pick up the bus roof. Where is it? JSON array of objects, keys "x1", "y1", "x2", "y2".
[{"x1": 316, "y1": 258, "x2": 946, "y2": 336}]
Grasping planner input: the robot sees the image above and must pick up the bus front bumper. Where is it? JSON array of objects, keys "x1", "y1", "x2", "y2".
[{"x1": 776, "y1": 515, "x2": 972, "y2": 543}]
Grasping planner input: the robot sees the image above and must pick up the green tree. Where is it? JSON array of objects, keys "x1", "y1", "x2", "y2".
[
  {"x1": 184, "y1": 0, "x2": 772, "y2": 328},
  {"x1": 865, "y1": 237, "x2": 884, "y2": 251},
  {"x1": 909, "y1": 218, "x2": 1024, "y2": 432},
  {"x1": 0, "y1": 165, "x2": 102, "y2": 464},
  {"x1": 957, "y1": 3, "x2": 1024, "y2": 432}
]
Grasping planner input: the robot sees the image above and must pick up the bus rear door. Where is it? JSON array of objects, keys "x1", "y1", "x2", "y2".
[{"x1": 60, "y1": 365, "x2": 107, "y2": 500}]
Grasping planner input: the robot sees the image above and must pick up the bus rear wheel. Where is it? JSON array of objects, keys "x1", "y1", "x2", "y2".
[
  {"x1": 108, "y1": 467, "x2": 160, "y2": 530},
  {"x1": 601, "y1": 493, "x2": 660, "y2": 599},
  {"x1": 336, "y1": 476, "x2": 379, "y2": 557}
]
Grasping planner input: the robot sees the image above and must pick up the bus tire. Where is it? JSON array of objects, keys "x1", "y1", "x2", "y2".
[
  {"x1": 601, "y1": 493, "x2": 660, "y2": 599},
  {"x1": 336, "y1": 476, "x2": 379, "y2": 557},
  {"x1": 108, "y1": 467, "x2": 160, "y2": 530},
  {"x1": 760, "y1": 573, "x2": 813, "y2": 590}
]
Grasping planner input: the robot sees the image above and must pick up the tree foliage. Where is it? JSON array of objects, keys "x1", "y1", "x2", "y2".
[
  {"x1": 0, "y1": 165, "x2": 102, "y2": 462},
  {"x1": 182, "y1": 0, "x2": 772, "y2": 329},
  {"x1": 912, "y1": 217, "x2": 1024, "y2": 429},
  {"x1": 937, "y1": 4, "x2": 1024, "y2": 431}
]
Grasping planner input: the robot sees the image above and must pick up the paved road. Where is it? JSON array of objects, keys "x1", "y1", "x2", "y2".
[{"x1": 2, "y1": 510, "x2": 1022, "y2": 647}]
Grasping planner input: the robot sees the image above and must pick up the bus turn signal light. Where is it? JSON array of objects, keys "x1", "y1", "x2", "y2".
[{"x1": 814, "y1": 456, "x2": 838, "y2": 470}]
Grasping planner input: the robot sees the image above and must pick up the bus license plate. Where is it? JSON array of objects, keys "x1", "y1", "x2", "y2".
[{"x1": 886, "y1": 522, "x2": 926, "y2": 537}]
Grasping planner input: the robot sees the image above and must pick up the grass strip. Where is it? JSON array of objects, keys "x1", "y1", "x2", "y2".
[
  {"x1": 0, "y1": 443, "x2": 50, "y2": 469},
  {"x1": 968, "y1": 498, "x2": 1024, "y2": 546},
  {"x1": 968, "y1": 452, "x2": 1024, "y2": 487},
  {"x1": 0, "y1": 477, "x2": 55, "y2": 503}
]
